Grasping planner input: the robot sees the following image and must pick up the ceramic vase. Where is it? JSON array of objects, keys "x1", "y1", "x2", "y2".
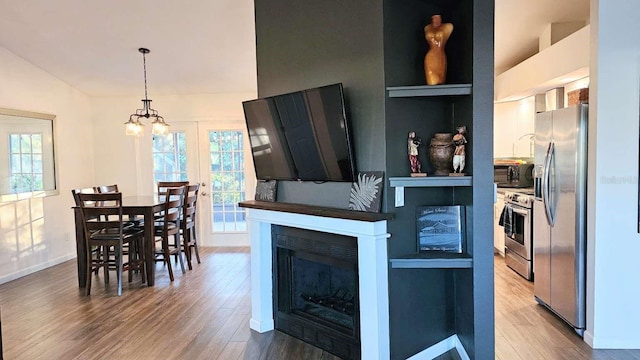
[{"x1": 429, "y1": 133, "x2": 455, "y2": 176}]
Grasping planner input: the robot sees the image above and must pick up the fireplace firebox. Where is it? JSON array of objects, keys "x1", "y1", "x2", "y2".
[{"x1": 273, "y1": 225, "x2": 360, "y2": 359}]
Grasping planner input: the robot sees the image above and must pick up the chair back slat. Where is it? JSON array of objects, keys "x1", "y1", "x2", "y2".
[
  {"x1": 183, "y1": 184, "x2": 199, "y2": 221},
  {"x1": 157, "y1": 181, "x2": 189, "y2": 195},
  {"x1": 97, "y1": 184, "x2": 119, "y2": 193},
  {"x1": 71, "y1": 187, "x2": 97, "y2": 206},
  {"x1": 77, "y1": 193, "x2": 124, "y2": 236},
  {"x1": 161, "y1": 186, "x2": 185, "y2": 228}
]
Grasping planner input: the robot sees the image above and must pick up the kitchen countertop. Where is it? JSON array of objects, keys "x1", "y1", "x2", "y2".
[{"x1": 497, "y1": 186, "x2": 534, "y2": 196}]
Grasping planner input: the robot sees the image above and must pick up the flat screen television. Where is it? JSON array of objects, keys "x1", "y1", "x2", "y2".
[{"x1": 242, "y1": 83, "x2": 357, "y2": 182}]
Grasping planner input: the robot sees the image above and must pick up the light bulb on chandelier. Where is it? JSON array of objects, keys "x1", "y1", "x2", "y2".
[{"x1": 124, "y1": 48, "x2": 169, "y2": 136}]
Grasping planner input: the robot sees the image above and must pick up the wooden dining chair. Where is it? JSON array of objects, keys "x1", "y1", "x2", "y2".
[
  {"x1": 77, "y1": 192, "x2": 146, "y2": 296},
  {"x1": 72, "y1": 187, "x2": 105, "y2": 275},
  {"x1": 157, "y1": 181, "x2": 188, "y2": 195},
  {"x1": 96, "y1": 184, "x2": 118, "y2": 193},
  {"x1": 154, "y1": 186, "x2": 186, "y2": 281},
  {"x1": 181, "y1": 184, "x2": 201, "y2": 270}
]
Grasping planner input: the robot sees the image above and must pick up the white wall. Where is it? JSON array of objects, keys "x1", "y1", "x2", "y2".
[
  {"x1": 0, "y1": 44, "x2": 258, "y2": 282},
  {"x1": 0, "y1": 46, "x2": 94, "y2": 284},
  {"x1": 586, "y1": 0, "x2": 640, "y2": 348},
  {"x1": 91, "y1": 92, "x2": 256, "y2": 197},
  {"x1": 495, "y1": 25, "x2": 590, "y2": 102}
]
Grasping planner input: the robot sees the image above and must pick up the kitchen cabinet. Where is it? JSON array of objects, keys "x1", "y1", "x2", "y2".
[
  {"x1": 494, "y1": 94, "x2": 544, "y2": 158},
  {"x1": 494, "y1": 192, "x2": 505, "y2": 255}
]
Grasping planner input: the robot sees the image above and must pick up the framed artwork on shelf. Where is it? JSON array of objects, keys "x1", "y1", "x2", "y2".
[
  {"x1": 416, "y1": 205, "x2": 465, "y2": 253},
  {"x1": 255, "y1": 180, "x2": 277, "y2": 202},
  {"x1": 348, "y1": 171, "x2": 384, "y2": 213}
]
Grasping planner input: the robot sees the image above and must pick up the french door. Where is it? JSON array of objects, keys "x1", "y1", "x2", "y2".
[
  {"x1": 197, "y1": 121, "x2": 255, "y2": 246},
  {"x1": 150, "y1": 121, "x2": 254, "y2": 246}
]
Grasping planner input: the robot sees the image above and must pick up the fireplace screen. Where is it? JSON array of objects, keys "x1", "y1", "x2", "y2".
[
  {"x1": 291, "y1": 255, "x2": 356, "y2": 331},
  {"x1": 273, "y1": 225, "x2": 360, "y2": 359}
]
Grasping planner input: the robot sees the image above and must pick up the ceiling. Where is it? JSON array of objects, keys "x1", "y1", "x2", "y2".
[{"x1": 0, "y1": 0, "x2": 589, "y2": 98}]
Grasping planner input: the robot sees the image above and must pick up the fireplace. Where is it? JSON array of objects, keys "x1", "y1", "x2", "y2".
[
  {"x1": 240, "y1": 201, "x2": 390, "y2": 359},
  {"x1": 273, "y1": 225, "x2": 360, "y2": 359}
]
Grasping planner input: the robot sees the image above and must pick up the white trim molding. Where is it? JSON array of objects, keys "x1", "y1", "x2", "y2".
[
  {"x1": 407, "y1": 334, "x2": 470, "y2": 360},
  {"x1": 246, "y1": 207, "x2": 391, "y2": 359}
]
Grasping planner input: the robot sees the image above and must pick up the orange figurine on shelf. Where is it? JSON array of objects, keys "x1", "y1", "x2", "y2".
[{"x1": 424, "y1": 14, "x2": 454, "y2": 85}]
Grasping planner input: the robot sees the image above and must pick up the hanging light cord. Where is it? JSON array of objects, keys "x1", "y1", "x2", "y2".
[{"x1": 142, "y1": 50, "x2": 149, "y2": 105}]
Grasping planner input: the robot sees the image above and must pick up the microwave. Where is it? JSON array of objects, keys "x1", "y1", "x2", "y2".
[{"x1": 494, "y1": 163, "x2": 534, "y2": 188}]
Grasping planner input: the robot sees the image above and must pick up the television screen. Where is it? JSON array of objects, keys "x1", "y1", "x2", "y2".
[{"x1": 242, "y1": 83, "x2": 356, "y2": 182}]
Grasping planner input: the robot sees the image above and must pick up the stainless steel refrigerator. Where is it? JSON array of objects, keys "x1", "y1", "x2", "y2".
[{"x1": 533, "y1": 104, "x2": 587, "y2": 335}]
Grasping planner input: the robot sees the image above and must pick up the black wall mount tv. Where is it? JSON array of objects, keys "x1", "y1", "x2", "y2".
[{"x1": 242, "y1": 83, "x2": 357, "y2": 182}]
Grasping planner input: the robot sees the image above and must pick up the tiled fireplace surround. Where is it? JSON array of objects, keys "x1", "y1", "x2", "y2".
[{"x1": 243, "y1": 203, "x2": 390, "y2": 359}]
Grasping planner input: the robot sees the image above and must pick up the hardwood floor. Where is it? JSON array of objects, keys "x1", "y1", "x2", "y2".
[
  {"x1": 495, "y1": 255, "x2": 640, "y2": 360},
  {"x1": 0, "y1": 248, "x2": 638, "y2": 359},
  {"x1": 0, "y1": 248, "x2": 339, "y2": 360}
]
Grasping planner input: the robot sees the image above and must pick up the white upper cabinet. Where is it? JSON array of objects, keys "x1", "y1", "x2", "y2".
[
  {"x1": 494, "y1": 101, "x2": 518, "y2": 158},
  {"x1": 494, "y1": 95, "x2": 543, "y2": 158}
]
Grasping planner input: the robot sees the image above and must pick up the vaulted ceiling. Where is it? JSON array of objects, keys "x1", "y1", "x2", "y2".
[{"x1": 0, "y1": 0, "x2": 589, "y2": 97}]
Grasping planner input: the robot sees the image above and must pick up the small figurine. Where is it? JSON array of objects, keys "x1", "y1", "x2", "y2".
[
  {"x1": 408, "y1": 131, "x2": 425, "y2": 176},
  {"x1": 452, "y1": 125, "x2": 467, "y2": 174}
]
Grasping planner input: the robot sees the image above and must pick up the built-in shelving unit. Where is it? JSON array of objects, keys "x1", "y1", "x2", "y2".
[
  {"x1": 390, "y1": 252, "x2": 473, "y2": 269},
  {"x1": 386, "y1": 84, "x2": 472, "y2": 97},
  {"x1": 383, "y1": 0, "x2": 494, "y2": 358}
]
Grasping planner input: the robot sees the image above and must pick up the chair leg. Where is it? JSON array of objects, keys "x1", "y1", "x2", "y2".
[
  {"x1": 93, "y1": 246, "x2": 101, "y2": 274},
  {"x1": 103, "y1": 246, "x2": 110, "y2": 284},
  {"x1": 130, "y1": 237, "x2": 147, "y2": 284},
  {"x1": 117, "y1": 246, "x2": 123, "y2": 296},
  {"x1": 85, "y1": 247, "x2": 93, "y2": 296},
  {"x1": 128, "y1": 241, "x2": 134, "y2": 283},
  {"x1": 175, "y1": 234, "x2": 186, "y2": 274},
  {"x1": 192, "y1": 229, "x2": 201, "y2": 264},
  {"x1": 139, "y1": 237, "x2": 146, "y2": 284},
  {"x1": 164, "y1": 241, "x2": 174, "y2": 281},
  {"x1": 183, "y1": 230, "x2": 192, "y2": 271}
]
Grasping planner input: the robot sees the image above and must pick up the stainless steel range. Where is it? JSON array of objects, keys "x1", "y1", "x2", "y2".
[{"x1": 503, "y1": 189, "x2": 534, "y2": 280}]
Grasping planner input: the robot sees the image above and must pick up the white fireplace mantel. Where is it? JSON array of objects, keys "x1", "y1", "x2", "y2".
[{"x1": 242, "y1": 201, "x2": 391, "y2": 359}]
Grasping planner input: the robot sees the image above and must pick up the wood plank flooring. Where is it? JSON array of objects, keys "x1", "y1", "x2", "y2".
[
  {"x1": 495, "y1": 255, "x2": 640, "y2": 360},
  {"x1": 0, "y1": 248, "x2": 638, "y2": 359}
]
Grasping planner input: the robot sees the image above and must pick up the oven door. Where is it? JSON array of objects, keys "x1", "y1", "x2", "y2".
[{"x1": 504, "y1": 203, "x2": 532, "y2": 260}]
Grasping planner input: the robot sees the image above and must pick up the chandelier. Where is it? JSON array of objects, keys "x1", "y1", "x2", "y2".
[{"x1": 124, "y1": 48, "x2": 169, "y2": 136}]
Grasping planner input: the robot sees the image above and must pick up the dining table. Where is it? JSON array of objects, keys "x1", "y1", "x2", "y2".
[{"x1": 73, "y1": 195, "x2": 165, "y2": 287}]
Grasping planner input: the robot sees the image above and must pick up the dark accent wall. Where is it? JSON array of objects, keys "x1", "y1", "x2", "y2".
[
  {"x1": 254, "y1": 0, "x2": 494, "y2": 358},
  {"x1": 255, "y1": 0, "x2": 386, "y2": 208},
  {"x1": 383, "y1": 1, "x2": 473, "y2": 358}
]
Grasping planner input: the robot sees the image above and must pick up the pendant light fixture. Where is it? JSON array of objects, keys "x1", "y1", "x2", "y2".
[{"x1": 124, "y1": 47, "x2": 169, "y2": 136}]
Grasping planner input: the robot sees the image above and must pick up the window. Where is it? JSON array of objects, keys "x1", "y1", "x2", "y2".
[
  {"x1": 209, "y1": 130, "x2": 246, "y2": 232},
  {"x1": 152, "y1": 132, "x2": 187, "y2": 184},
  {"x1": 0, "y1": 108, "x2": 56, "y2": 199},
  {"x1": 9, "y1": 133, "x2": 43, "y2": 193}
]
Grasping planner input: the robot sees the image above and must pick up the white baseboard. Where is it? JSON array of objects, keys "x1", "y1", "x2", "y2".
[
  {"x1": 584, "y1": 330, "x2": 595, "y2": 348},
  {"x1": 0, "y1": 252, "x2": 76, "y2": 285},
  {"x1": 407, "y1": 334, "x2": 470, "y2": 360},
  {"x1": 249, "y1": 318, "x2": 274, "y2": 333}
]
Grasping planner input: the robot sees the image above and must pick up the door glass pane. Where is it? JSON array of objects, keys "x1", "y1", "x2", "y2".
[
  {"x1": 152, "y1": 132, "x2": 188, "y2": 186},
  {"x1": 209, "y1": 130, "x2": 246, "y2": 232}
]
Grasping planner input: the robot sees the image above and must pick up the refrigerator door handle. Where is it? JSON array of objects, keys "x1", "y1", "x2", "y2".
[
  {"x1": 544, "y1": 141, "x2": 556, "y2": 226},
  {"x1": 541, "y1": 141, "x2": 551, "y2": 223}
]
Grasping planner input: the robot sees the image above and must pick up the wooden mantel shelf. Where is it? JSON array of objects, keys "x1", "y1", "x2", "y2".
[{"x1": 238, "y1": 200, "x2": 393, "y2": 222}]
